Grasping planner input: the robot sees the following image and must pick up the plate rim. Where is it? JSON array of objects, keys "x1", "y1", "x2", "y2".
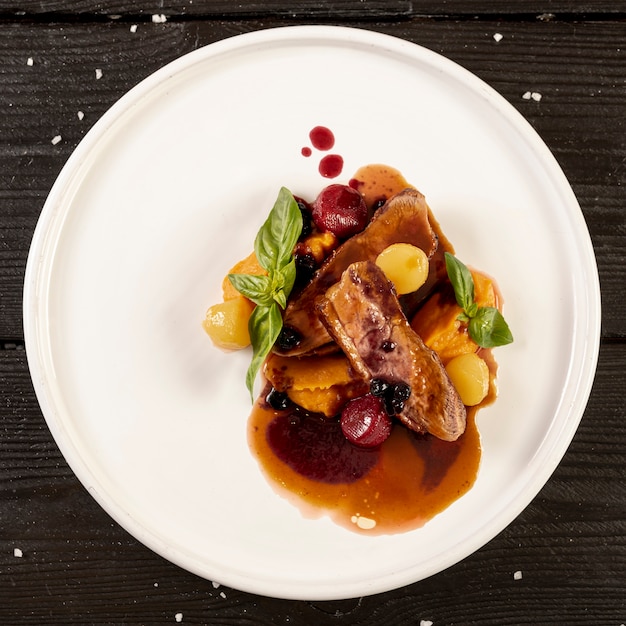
[{"x1": 22, "y1": 24, "x2": 601, "y2": 600}]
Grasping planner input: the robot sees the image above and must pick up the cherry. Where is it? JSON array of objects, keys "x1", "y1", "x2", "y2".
[
  {"x1": 311, "y1": 184, "x2": 368, "y2": 239},
  {"x1": 340, "y1": 394, "x2": 393, "y2": 448}
]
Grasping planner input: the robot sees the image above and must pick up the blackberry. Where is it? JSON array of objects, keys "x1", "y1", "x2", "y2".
[
  {"x1": 276, "y1": 326, "x2": 302, "y2": 351},
  {"x1": 266, "y1": 388, "x2": 291, "y2": 411},
  {"x1": 370, "y1": 378, "x2": 391, "y2": 398}
]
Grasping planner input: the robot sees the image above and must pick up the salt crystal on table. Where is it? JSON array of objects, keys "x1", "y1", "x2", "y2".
[
  {"x1": 531, "y1": 92, "x2": 542, "y2": 101},
  {"x1": 13, "y1": 548, "x2": 23, "y2": 557},
  {"x1": 27, "y1": 57, "x2": 34, "y2": 66},
  {"x1": 522, "y1": 91, "x2": 532, "y2": 100},
  {"x1": 175, "y1": 613, "x2": 183, "y2": 622},
  {"x1": 211, "y1": 581, "x2": 220, "y2": 589},
  {"x1": 420, "y1": 621, "x2": 434, "y2": 626},
  {"x1": 130, "y1": 24, "x2": 138, "y2": 33},
  {"x1": 220, "y1": 591, "x2": 227, "y2": 599},
  {"x1": 493, "y1": 33, "x2": 503, "y2": 42},
  {"x1": 51, "y1": 135, "x2": 62, "y2": 145},
  {"x1": 514, "y1": 570, "x2": 523, "y2": 580},
  {"x1": 95, "y1": 68, "x2": 103, "y2": 80},
  {"x1": 152, "y1": 14, "x2": 167, "y2": 23},
  {"x1": 77, "y1": 111, "x2": 84, "y2": 121}
]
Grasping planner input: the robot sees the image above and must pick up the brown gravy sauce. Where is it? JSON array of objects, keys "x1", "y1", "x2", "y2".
[{"x1": 247, "y1": 164, "x2": 497, "y2": 534}]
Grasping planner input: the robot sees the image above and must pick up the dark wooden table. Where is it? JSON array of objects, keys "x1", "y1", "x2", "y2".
[{"x1": 1, "y1": 2, "x2": 624, "y2": 624}]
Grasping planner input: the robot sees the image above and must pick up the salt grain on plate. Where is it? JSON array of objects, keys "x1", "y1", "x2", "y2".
[
  {"x1": 95, "y1": 68, "x2": 103, "y2": 80},
  {"x1": 175, "y1": 613, "x2": 183, "y2": 623},
  {"x1": 51, "y1": 135, "x2": 62, "y2": 145},
  {"x1": 26, "y1": 57, "x2": 34, "y2": 66},
  {"x1": 514, "y1": 570, "x2": 523, "y2": 580},
  {"x1": 13, "y1": 548, "x2": 23, "y2": 557},
  {"x1": 493, "y1": 33, "x2": 503, "y2": 42},
  {"x1": 523, "y1": 91, "x2": 543, "y2": 101},
  {"x1": 152, "y1": 13, "x2": 167, "y2": 23}
]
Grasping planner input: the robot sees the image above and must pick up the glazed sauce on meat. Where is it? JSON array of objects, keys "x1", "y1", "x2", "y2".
[
  {"x1": 247, "y1": 163, "x2": 497, "y2": 534},
  {"x1": 248, "y1": 386, "x2": 489, "y2": 534}
]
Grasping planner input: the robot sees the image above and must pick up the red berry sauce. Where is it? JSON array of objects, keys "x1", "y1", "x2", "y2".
[
  {"x1": 309, "y1": 125, "x2": 335, "y2": 151},
  {"x1": 319, "y1": 154, "x2": 344, "y2": 178}
]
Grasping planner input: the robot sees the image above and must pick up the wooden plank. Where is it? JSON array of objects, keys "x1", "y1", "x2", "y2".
[
  {"x1": 1, "y1": 0, "x2": 626, "y2": 17},
  {"x1": 0, "y1": 342, "x2": 624, "y2": 622},
  {"x1": 1, "y1": 19, "x2": 623, "y2": 339}
]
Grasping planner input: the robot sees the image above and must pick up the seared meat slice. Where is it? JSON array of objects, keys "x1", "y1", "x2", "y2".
[
  {"x1": 318, "y1": 260, "x2": 466, "y2": 441},
  {"x1": 276, "y1": 188, "x2": 444, "y2": 357}
]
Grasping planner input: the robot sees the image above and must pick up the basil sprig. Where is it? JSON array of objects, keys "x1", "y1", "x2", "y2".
[
  {"x1": 444, "y1": 252, "x2": 513, "y2": 349},
  {"x1": 228, "y1": 187, "x2": 303, "y2": 398}
]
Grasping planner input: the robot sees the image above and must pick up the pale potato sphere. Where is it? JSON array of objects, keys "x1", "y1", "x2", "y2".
[
  {"x1": 203, "y1": 296, "x2": 254, "y2": 351},
  {"x1": 375, "y1": 243, "x2": 429, "y2": 295},
  {"x1": 445, "y1": 352, "x2": 490, "y2": 407}
]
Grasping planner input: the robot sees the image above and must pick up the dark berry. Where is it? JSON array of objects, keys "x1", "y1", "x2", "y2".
[
  {"x1": 294, "y1": 253, "x2": 317, "y2": 288},
  {"x1": 370, "y1": 378, "x2": 391, "y2": 398},
  {"x1": 295, "y1": 198, "x2": 313, "y2": 239},
  {"x1": 393, "y1": 382, "x2": 411, "y2": 402},
  {"x1": 276, "y1": 326, "x2": 301, "y2": 351},
  {"x1": 340, "y1": 394, "x2": 393, "y2": 448},
  {"x1": 266, "y1": 388, "x2": 291, "y2": 411}
]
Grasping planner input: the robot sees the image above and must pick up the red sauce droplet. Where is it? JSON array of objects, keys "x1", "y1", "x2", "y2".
[
  {"x1": 319, "y1": 154, "x2": 344, "y2": 178},
  {"x1": 301, "y1": 146, "x2": 312, "y2": 157},
  {"x1": 309, "y1": 126, "x2": 335, "y2": 151}
]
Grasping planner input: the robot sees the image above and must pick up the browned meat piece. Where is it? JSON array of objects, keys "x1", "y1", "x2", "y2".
[
  {"x1": 318, "y1": 260, "x2": 466, "y2": 441},
  {"x1": 276, "y1": 188, "x2": 446, "y2": 357}
]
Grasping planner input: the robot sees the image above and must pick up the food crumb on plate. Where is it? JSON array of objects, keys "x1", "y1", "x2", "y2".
[
  {"x1": 514, "y1": 570, "x2": 523, "y2": 580},
  {"x1": 350, "y1": 514, "x2": 376, "y2": 530},
  {"x1": 13, "y1": 548, "x2": 23, "y2": 557}
]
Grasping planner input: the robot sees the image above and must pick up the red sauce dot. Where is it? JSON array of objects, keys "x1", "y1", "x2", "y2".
[
  {"x1": 301, "y1": 146, "x2": 312, "y2": 157},
  {"x1": 319, "y1": 154, "x2": 344, "y2": 178},
  {"x1": 309, "y1": 126, "x2": 335, "y2": 151}
]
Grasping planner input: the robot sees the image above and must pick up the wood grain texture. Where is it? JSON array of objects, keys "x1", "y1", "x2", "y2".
[
  {"x1": 0, "y1": 7, "x2": 624, "y2": 625},
  {"x1": 1, "y1": 0, "x2": 626, "y2": 17}
]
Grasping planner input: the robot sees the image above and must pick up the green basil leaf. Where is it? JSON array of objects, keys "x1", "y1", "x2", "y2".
[
  {"x1": 277, "y1": 258, "x2": 297, "y2": 307},
  {"x1": 468, "y1": 306, "x2": 514, "y2": 348},
  {"x1": 245, "y1": 302, "x2": 283, "y2": 399},
  {"x1": 254, "y1": 187, "x2": 303, "y2": 274},
  {"x1": 444, "y1": 252, "x2": 475, "y2": 313},
  {"x1": 228, "y1": 273, "x2": 274, "y2": 307}
]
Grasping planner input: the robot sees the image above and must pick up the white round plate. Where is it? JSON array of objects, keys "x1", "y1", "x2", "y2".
[{"x1": 23, "y1": 26, "x2": 600, "y2": 600}]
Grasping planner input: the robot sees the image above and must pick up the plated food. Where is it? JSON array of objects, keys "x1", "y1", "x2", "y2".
[{"x1": 204, "y1": 164, "x2": 513, "y2": 533}]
